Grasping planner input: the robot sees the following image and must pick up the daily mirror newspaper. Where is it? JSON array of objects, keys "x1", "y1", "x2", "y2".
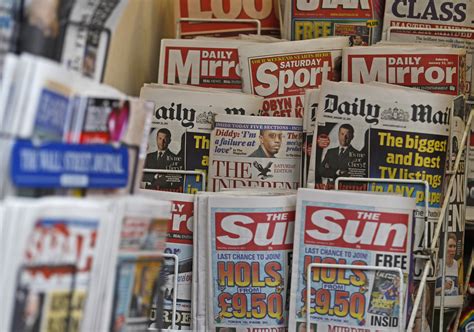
[
  {"x1": 239, "y1": 37, "x2": 349, "y2": 117},
  {"x1": 206, "y1": 194, "x2": 296, "y2": 331},
  {"x1": 284, "y1": 0, "x2": 385, "y2": 44},
  {"x1": 342, "y1": 45, "x2": 467, "y2": 96},
  {"x1": 175, "y1": 0, "x2": 280, "y2": 38},
  {"x1": 288, "y1": 188, "x2": 415, "y2": 332},
  {"x1": 382, "y1": 0, "x2": 474, "y2": 97},
  {"x1": 307, "y1": 81, "x2": 452, "y2": 277},
  {"x1": 139, "y1": 85, "x2": 263, "y2": 193},
  {"x1": 158, "y1": 39, "x2": 254, "y2": 90},
  {"x1": 208, "y1": 114, "x2": 303, "y2": 191}
]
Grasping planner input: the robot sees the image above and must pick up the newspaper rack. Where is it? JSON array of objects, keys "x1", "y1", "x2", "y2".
[
  {"x1": 305, "y1": 264, "x2": 405, "y2": 332},
  {"x1": 176, "y1": 18, "x2": 261, "y2": 38}
]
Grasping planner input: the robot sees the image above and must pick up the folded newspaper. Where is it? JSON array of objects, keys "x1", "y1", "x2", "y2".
[
  {"x1": 139, "y1": 84, "x2": 263, "y2": 193},
  {"x1": 239, "y1": 37, "x2": 349, "y2": 117},
  {"x1": 208, "y1": 114, "x2": 303, "y2": 191},
  {"x1": 289, "y1": 188, "x2": 416, "y2": 332},
  {"x1": 283, "y1": 0, "x2": 385, "y2": 44}
]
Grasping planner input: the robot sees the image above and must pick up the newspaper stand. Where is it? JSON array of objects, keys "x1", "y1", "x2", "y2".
[{"x1": 176, "y1": 18, "x2": 261, "y2": 38}]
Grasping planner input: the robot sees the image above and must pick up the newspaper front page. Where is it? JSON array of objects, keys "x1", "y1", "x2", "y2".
[
  {"x1": 158, "y1": 39, "x2": 255, "y2": 90},
  {"x1": 175, "y1": 0, "x2": 280, "y2": 38},
  {"x1": 284, "y1": 0, "x2": 385, "y2": 44},
  {"x1": 208, "y1": 114, "x2": 303, "y2": 191},
  {"x1": 207, "y1": 194, "x2": 296, "y2": 331},
  {"x1": 343, "y1": 45, "x2": 467, "y2": 96},
  {"x1": 139, "y1": 85, "x2": 263, "y2": 193},
  {"x1": 302, "y1": 88, "x2": 320, "y2": 186},
  {"x1": 239, "y1": 37, "x2": 348, "y2": 117},
  {"x1": 289, "y1": 188, "x2": 415, "y2": 331}
]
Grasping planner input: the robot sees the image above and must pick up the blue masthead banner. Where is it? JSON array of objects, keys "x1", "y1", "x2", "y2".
[{"x1": 11, "y1": 140, "x2": 129, "y2": 188}]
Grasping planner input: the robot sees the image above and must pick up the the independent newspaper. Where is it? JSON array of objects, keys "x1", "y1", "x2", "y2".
[
  {"x1": 139, "y1": 85, "x2": 263, "y2": 193},
  {"x1": 175, "y1": 0, "x2": 280, "y2": 38},
  {"x1": 289, "y1": 188, "x2": 415, "y2": 331},
  {"x1": 284, "y1": 0, "x2": 385, "y2": 43},
  {"x1": 208, "y1": 114, "x2": 303, "y2": 191},
  {"x1": 206, "y1": 194, "x2": 296, "y2": 331},
  {"x1": 239, "y1": 37, "x2": 349, "y2": 117}
]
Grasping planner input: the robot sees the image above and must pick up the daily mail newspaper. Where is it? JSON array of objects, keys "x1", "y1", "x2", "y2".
[
  {"x1": 343, "y1": 45, "x2": 468, "y2": 96},
  {"x1": 289, "y1": 188, "x2": 415, "y2": 332},
  {"x1": 61, "y1": 0, "x2": 128, "y2": 81},
  {"x1": 175, "y1": 0, "x2": 280, "y2": 38},
  {"x1": 239, "y1": 37, "x2": 348, "y2": 117},
  {"x1": 284, "y1": 0, "x2": 385, "y2": 44},
  {"x1": 158, "y1": 39, "x2": 254, "y2": 90},
  {"x1": 139, "y1": 85, "x2": 263, "y2": 193},
  {"x1": 208, "y1": 114, "x2": 303, "y2": 191},
  {"x1": 382, "y1": 0, "x2": 474, "y2": 97},
  {"x1": 206, "y1": 194, "x2": 296, "y2": 331},
  {"x1": 307, "y1": 81, "x2": 452, "y2": 284}
]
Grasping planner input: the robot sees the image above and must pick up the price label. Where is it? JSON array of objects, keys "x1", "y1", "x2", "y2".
[{"x1": 218, "y1": 292, "x2": 283, "y2": 319}]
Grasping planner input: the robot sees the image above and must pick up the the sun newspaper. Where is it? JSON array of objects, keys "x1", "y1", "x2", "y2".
[
  {"x1": 289, "y1": 188, "x2": 415, "y2": 332},
  {"x1": 175, "y1": 0, "x2": 280, "y2": 38},
  {"x1": 283, "y1": 0, "x2": 385, "y2": 44},
  {"x1": 158, "y1": 39, "x2": 255, "y2": 90},
  {"x1": 206, "y1": 194, "x2": 296, "y2": 331},
  {"x1": 139, "y1": 85, "x2": 263, "y2": 193},
  {"x1": 343, "y1": 45, "x2": 467, "y2": 96},
  {"x1": 239, "y1": 37, "x2": 349, "y2": 117},
  {"x1": 208, "y1": 114, "x2": 303, "y2": 192}
]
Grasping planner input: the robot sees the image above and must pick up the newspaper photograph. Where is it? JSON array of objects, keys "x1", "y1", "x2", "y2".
[
  {"x1": 382, "y1": 0, "x2": 474, "y2": 97},
  {"x1": 175, "y1": 0, "x2": 280, "y2": 38},
  {"x1": 343, "y1": 45, "x2": 467, "y2": 96},
  {"x1": 139, "y1": 85, "x2": 263, "y2": 193},
  {"x1": 158, "y1": 39, "x2": 253, "y2": 90},
  {"x1": 289, "y1": 188, "x2": 415, "y2": 332},
  {"x1": 208, "y1": 114, "x2": 303, "y2": 191},
  {"x1": 302, "y1": 88, "x2": 319, "y2": 186},
  {"x1": 239, "y1": 37, "x2": 348, "y2": 117},
  {"x1": 284, "y1": 0, "x2": 385, "y2": 43},
  {"x1": 207, "y1": 194, "x2": 296, "y2": 331}
]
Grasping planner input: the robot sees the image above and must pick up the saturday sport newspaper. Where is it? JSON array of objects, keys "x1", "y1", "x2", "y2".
[
  {"x1": 284, "y1": 0, "x2": 385, "y2": 44},
  {"x1": 239, "y1": 37, "x2": 348, "y2": 117},
  {"x1": 158, "y1": 39, "x2": 254, "y2": 90},
  {"x1": 207, "y1": 194, "x2": 296, "y2": 331},
  {"x1": 208, "y1": 114, "x2": 303, "y2": 192},
  {"x1": 343, "y1": 45, "x2": 467, "y2": 96},
  {"x1": 175, "y1": 0, "x2": 280, "y2": 38},
  {"x1": 289, "y1": 188, "x2": 415, "y2": 331}
]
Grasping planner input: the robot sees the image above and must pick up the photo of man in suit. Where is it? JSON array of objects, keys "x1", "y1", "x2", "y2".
[
  {"x1": 319, "y1": 124, "x2": 358, "y2": 183},
  {"x1": 249, "y1": 130, "x2": 282, "y2": 158},
  {"x1": 144, "y1": 128, "x2": 178, "y2": 170}
]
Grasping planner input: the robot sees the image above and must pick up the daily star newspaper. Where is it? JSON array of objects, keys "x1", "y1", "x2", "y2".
[
  {"x1": 207, "y1": 194, "x2": 296, "y2": 331},
  {"x1": 284, "y1": 0, "x2": 385, "y2": 44},
  {"x1": 175, "y1": 0, "x2": 280, "y2": 38},
  {"x1": 382, "y1": 0, "x2": 474, "y2": 97},
  {"x1": 158, "y1": 39, "x2": 253, "y2": 90},
  {"x1": 343, "y1": 45, "x2": 467, "y2": 96},
  {"x1": 307, "y1": 81, "x2": 452, "y2": 288},
  {"x1": 289, "y1": 188, "x2": 415, "y2": 331},
  {"x1": 139, "y1": 85, "x2": 263, "y2": 193},
  {"x1": 208, "y1": 114, "x2": 303, "y2": 191},
  {"x1": 239, "y1": 37, "x2": 348, "y2": 117}
]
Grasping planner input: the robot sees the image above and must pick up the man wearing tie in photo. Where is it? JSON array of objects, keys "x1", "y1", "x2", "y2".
[
  {"x1": 145, "y1": 128, "x2": 177, "y2": 169},
  {"x1": 319, "y1": 124, "x2": 358, "y2": 183}
]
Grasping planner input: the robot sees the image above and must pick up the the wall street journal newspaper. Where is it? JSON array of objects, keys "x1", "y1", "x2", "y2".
[
  {"x1": 343, "y1": 45, "x2": 467, "y2": 96},
  {"x1": 207, "y1": 194, "x2": 296, "y2": 331},
  {"x1": 175, "y1": 0, "x2": 280, "y2": 38},
  {"x1": 382, "y1": 0, "x2": 474, "y2": 97},
  {"x1": 289, "y1": 189, "x2": 415, "y2": 332},
  {"x1": 239, "y1": 37, "x2": 349, "y2": 117},
  {"x1": 139, "y1": 85, "x2": 263, "y2": 193},
  {"x1": 208, "y1": 114, "x2": 303, "y2": 191},
  {"x1": 284, "y1": 0, "x2": 385, "y2": 43},
  {"x1": 158, "y1": 39, "x2": 254, "y2": 90}
]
